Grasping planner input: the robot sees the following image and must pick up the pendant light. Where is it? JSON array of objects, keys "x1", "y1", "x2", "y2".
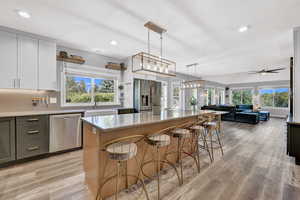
[
  {"x1": 181, "y1": 63, "x2": 205, "y2": 89},
  {"x1": 132, "y1": 21, "x2": 176, "y2": 77}
]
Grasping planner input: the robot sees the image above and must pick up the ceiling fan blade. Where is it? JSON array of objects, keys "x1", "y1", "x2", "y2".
[
  {"x1": 266, "y1": 67, "x2": 285, "y2": 72},
  {"x1": 266, "y1": 71, "x2": 279, "y2": 73}
]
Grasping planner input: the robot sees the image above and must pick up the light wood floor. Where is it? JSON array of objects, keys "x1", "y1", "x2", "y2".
[{"x1": 1, "y1": 118, "x2": 300, "y2": 200}]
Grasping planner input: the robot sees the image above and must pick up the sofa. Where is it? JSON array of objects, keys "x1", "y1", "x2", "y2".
[{"x1": 201, "y1": 104, "x2": 260, "y2": 124}]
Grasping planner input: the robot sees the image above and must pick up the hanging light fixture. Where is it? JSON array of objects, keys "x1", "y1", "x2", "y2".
[
  {"x1": 132, "y1": 21, "x2": 176, "y2": 77},
  {"x1": 181, "y1": 63, "x2": 205, "y2": 89}
]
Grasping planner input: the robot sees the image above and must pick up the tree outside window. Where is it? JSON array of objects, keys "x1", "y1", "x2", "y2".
[
  {"x1": 231, "y1": 89, "x2": 253, "y2": 105},
  {"x1": 65, "y1": 74, "x2": 117, "y2": 106},
  {"x1": 260, "y1": 88, "x2": 289, "y2": 108}
]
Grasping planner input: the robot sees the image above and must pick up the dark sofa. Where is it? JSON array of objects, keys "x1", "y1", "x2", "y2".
[{"x1": 201, "y1": 104, "x2": 259, "y2": 124}]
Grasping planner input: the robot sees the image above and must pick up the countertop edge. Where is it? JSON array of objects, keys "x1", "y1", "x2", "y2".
[
  {"x1": 82, "y1": 114, "x2": 197, "y2": 132},
  {"x1": 0, "y1": 110, "x2": 85, "y2": 118}
]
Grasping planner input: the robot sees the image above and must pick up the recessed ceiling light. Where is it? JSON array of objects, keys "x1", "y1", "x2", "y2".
[
  {"x1": 110, "y1": 40, "x2": 118, "y2": 46},
  {"x1": 238, "y1": 25, "x2": 249, "y2": 33},
  {"x1": 16, "y1": 10, "x2": 31, "y2": 19}
]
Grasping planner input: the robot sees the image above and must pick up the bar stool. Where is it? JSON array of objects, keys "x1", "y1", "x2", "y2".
[
  {"x1": 171, "y1": 121, "x2": 200, "y2": 184},
  {"x1": 96, "y1": 135, "x2": 150, "y2": 200},
  {"x1": 203, "y1": 113, "x2": 224, "y2": 161},
  {"x1": 141, "y1": 126, "x2": 181, "y2": 200},
  {"x1": 190, "y1": 115, "x2": 213, "y2": 163}
]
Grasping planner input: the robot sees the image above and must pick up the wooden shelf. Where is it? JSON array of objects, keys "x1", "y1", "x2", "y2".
[
  {"x1": 105, "y1": 63, "x2": 127, "y2": 71},
  {"x1": 57, "y1": 56, "x2": 85, "y2": 64}
]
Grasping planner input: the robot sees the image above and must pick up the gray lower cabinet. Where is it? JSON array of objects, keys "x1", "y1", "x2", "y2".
[
  {"x1": 0, "y1": 118, "x2": 16, "y2": 164},
  {"x1": 16, "y1": 115, "x2": 49, "y2": 159}
]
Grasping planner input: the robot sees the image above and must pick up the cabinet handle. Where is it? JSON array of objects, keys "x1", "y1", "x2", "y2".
[
  {"x1": 27, "y1": 130, "x2": 40, "y2": 135},
  {"x1": 27, "y1": 118, "x2": 39, "y2": 122},
  {"x1": 27, "y1": 146, "x2": 40, "y2": 151}
]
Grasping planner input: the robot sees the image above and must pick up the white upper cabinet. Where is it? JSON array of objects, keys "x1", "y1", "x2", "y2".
[
  {"x1": 0, "y1": 29, "x2": 57, "y2": 90},
  {"x1": 38, "y1": 40, "x2": 57, "y2": 90},
  {"x1": 0, "y1": 30, "x2": 18, "y2": 89},
  {"x1": 18, "y1": 36, "x2": 38, "y2": 90}
]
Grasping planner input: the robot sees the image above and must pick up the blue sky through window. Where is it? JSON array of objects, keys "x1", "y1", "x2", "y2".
[
  {"x1": 260, "y1": 88, "x2": 288, "y2": 94},
  {"x1": 73, "y1": 77, "x2": 92, "y2": 91}
]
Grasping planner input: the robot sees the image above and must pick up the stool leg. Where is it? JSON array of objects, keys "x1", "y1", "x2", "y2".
[
  {"x1": 195, "y1": 132, "x2": 201, "y2": 173},
  {"x1": 177, "y1": 138, "x2": 184, "y2": 185},
  {"x1": 115, "y1": 161, "x2": 121, "y2": 200},
  {"x1": 134, "y1": 157, "x2": 150, "y2": 200},
  {"x1": 209, "y1": 128, "x2": 214, "y2": 161},
  {"x1": 156, "y1": 146, "x2": 161, "y2": 200},
  {"x1": 216, "y1": 130, "x2": 224, "y2": 156},
  {"x1": 202, "y1": 128, "x2": 213, "y2": 163}
]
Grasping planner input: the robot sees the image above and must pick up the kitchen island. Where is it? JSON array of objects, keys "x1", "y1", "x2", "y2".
[{"x1": 82, "y1": 110, "x2": 226, "y2": 198}]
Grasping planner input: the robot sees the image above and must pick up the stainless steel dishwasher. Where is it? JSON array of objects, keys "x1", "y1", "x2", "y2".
[{"x1": 49, "y1": 113, "x2": 82, "y2": 153}]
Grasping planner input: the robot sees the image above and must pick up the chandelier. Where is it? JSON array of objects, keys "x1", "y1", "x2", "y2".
[
  {"x1": 181, "y1": 63, "x2": 205, "y2": 89},
  {"x1": 132, "y1": 21, "x2": 176, "y2": 77}
]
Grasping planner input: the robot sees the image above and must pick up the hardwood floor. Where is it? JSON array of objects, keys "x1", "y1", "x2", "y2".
[{"x1": 1, "y1": 118, "x2": 300, "y2": 200}]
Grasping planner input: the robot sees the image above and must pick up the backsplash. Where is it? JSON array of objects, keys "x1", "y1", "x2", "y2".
[
  {"x1": 0, "y1": 90, "x2": 121, "y2": 113},
  {"x1": 0, "y1": 90, "x2": 60, "y2": 112}
]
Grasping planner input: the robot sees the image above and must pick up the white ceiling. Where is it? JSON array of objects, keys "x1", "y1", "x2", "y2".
[{"x1": 0, "y1": 0, "x2": 299, "y2": 76}]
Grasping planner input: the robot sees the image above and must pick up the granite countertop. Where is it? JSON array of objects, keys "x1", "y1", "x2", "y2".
[
  {"x1": 0, "y1": 109, "x2": 86, "y2": 118},
  {"x1": 287, "y1": 114, "x2": 300, "y2": 125},
  {"x1": 82, "y1": 110, "x2": 228, "y2": 132}
]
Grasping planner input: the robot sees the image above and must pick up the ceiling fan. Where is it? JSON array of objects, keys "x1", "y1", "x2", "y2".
[{"x1": 248, "y1": 67, "x2": 285, "y2": 75}]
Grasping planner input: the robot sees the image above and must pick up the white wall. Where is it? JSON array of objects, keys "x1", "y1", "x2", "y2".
[{"x1": 294, "y1": 27, "x2": 300, "y2": 121}]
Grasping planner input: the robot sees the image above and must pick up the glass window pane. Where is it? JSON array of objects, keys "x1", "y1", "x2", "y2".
[
  {"x1": 260, "y1": 89, "x2": 273, "y2": 107},
  {"x1": 94, "y1": 79, "x2": 115, "y2": 103},
  {"x1": 66, "y1": 76, "x2": 92, "y2": 103},
  {"x1": 208, "y1": 88, "x2": 214, "y2": 105},
  {"x1": 242, "y1": 90, "x2": 252, "y2": 105},
  {"x1": 274, "y1": 88, "x2": 289, "y2": 107},
  {"x1": 232, "y1": 90, "x2": 241, "y2": 105},
  {"x1": 173, "y1": 87, "x2": 180, "y2": 97}
]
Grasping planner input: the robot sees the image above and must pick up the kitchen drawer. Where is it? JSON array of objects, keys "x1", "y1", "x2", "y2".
[
  {"x1": 17, "y1": 115, "x2": 46, "y2": 128},
  {"x1": 16, "y1": 115, "x2": 49, "y2": 159}
]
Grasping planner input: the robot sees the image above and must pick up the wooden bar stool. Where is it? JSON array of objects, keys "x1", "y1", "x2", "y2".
[
  {"x1": 141, "y1": 126, "x2": 181, "y2": 200},
  {"x1": 190, "y1": 115, "x2": 213, "y2": 163},
  {"x1": 96, "y1": 135, "x2": 150, "y2": 200},
  {"x1": 202, "y1": 113, "x2": 224, "y2": 161},
  {"x1": 171, "y1": 121, "x2": 200, "y2": 184}
]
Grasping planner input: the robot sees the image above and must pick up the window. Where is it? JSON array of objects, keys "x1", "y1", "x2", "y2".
[
  {"x1": 63, "y1": 73, "x2": 118, "y2": 106},
  {"x1": 215, "y1": 89, "x2": 225, "y2": 105},
  {"x1": 259, "y1": 88, "x2": 289, "y2": 108},
  {"x1": 161, "y1": 82, "x2": 168, "y2": 109},
  {"x1": 172, "y1": 86, "x2": 180, "y2": 108},
  {"x1": 204, "y1": 88, "x2": 215, "y2": 106},
  {"x1": 231, "y1": 89, "x2": 253, "y2": 105},
  {"x1": 172, "y1": 82, "x2": 181, "y2": 109}
]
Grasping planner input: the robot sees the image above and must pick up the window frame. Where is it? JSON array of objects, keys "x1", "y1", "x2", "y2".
[
  {"x1": 61, "y1": 70, "x2": 119, "y2": 107},
  {"x1": 258, "y1": 86, "x2": 289, "y2": 109}
]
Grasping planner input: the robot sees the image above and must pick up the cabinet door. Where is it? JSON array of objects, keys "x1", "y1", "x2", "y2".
[
  {"x1": 0, "y1": 31, "x2": 18, "y2": 88},
  {"x1": 38, "y1": 40, "x2": 57, "y2": 90},
  {"x1": 18, "y1": 36, "x2": 38, "y2": 89},
  {"x1": 0, "y1": 118, "x2": 16, "y2": 164}
]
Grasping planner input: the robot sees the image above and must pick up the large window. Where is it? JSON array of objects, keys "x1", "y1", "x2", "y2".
[
  {"x1": 204, "y1": 88, "x2": 215, "y2": 106},
  {"x1": 259, "y1": 88, "x2": 289, "y2": 108},
  {"x1": 161, "y1": 81, "x2": 168, "y2": 109},
  {"x1": 172, "y1": 82, "x2": 181, "y2": 109},
  {"x1": 231, "y1": 89, "x2": 253, "y2": 105},
  {"x1": 63, "y1": 73, "x2": 118, "y2": 106},
  {"x1": 215, "y1": 89, "x2": 225, "y2": 105}
]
